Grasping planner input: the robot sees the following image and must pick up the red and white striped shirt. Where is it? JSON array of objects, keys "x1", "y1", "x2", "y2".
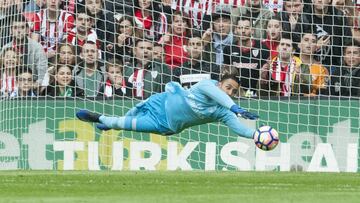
[
  {"x1": 134, "y1": 10, "x2": 167, "y2": 42},
  {"x1": 67, "y1": 27, "x2": 102, "y2": 59},
  {"x1": 1, "y1": 73, "x2": 17, "y2": 97},
  {"x1": 33, "y1": 9, "x2": 75, "y2": 52},
  {"x1": 67, "y1": 28, "x2": 99, "y2": 47},
  {"x1": 171, "y1": 0, "x2": 245, "y2": 28}
]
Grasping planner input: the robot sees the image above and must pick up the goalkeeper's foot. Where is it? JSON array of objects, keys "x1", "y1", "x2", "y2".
[
  {"x1": 76, "y1": 109, "x2": 101, "y2": 123},
  {"x1": 96, "y1": 123, "x2": 111, "y2": 131}
]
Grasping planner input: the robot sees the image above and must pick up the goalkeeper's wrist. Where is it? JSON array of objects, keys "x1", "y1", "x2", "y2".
[{"x1": 230, "y1": 105, "x2": 238, "y2": 114}]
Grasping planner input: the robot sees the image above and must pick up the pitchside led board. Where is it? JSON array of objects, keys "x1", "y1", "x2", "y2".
[{"x1": 0, "y1": 99, "x2": 359, "y2": 172}]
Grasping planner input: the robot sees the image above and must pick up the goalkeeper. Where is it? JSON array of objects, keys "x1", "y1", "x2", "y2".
[{"x1": 76, "y1": 73, "x2": 259, "y2": 139}]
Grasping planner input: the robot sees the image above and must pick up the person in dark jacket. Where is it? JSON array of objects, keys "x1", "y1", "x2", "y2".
[
  {"x1": 44, "y1": 64, "x2": 84, "y2": 97},
  {"x1": 329, "y1": 44, "x2": 360, "y2": 97}
]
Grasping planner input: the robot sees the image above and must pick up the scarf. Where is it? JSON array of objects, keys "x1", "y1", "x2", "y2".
[
  {"x1": 104, "y1": 79, "x2": 127, "y2": 97},
  {"x1": 1, "y1": 72, "x2": 16, "y2": 96},
  {"x1": 263, "y1": 36, "x2": 279, "y2": 59},
  {"x1": 134, "y1": 9, "x2": 153, "y2": 30},
  {"x1": 59, "y1": 87, "x2": 73, "y2": 97},
  {"x1": 271, "y1": 57, "x2": 296, "y2": 96},
  {"x1": 213, "y1": 32, "x2": 233, "y2": 65}
]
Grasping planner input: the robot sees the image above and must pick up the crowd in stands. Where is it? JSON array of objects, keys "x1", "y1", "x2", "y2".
[{"x1": 0, "y1": 0, "x2": 360, "y2": 99}]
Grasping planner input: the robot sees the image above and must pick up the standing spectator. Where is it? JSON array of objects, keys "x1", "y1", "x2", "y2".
[
  {"x1": 83, "y1": 0, "x2": 116, "y2": 59},
  {"x1": 262, "y1": 16, "x2": 282, "y2": 59},
  {"x1": 106, "y1": 16, "x2": 136, "y2": 65},
  {"x1": 0, "y1": 1, "x2": 19, "y2": 48},
  {"x1": 298, "y1": 32, "x2": 329, "y2": 96},
  {"x1": 307, "y1": 0, "x2": 352, "y2": 67},
  {"x1": 163, "y1": 11, "x2": 191, "y2": 69},
  {"x1": 31, "y1": 0, "x2": 75, "y2": 60},
  {"x1": 74, "y1": 41, "x2": 105, "y2": 97},
  {"x1": 99, "y1": 58, "x2": 132, "y2": 98},
  {"x1": 44, "y1": 64, "x2": 84, "y2": 97},
  {"x1": 166, "y1": 0, "x2": 212, "y2": 31},
  {"x1": 1, "y1": 14, "x2": 47, "y2": 86},
  {"x1": 67, "y1": 8, "x2": 99, "y2": 57},
  {"x1": 224, "y1": 17, "x2": 270, "y2": 97},
  {"x1": 232, "y1": 0, "x2": 274, "y2": 40},
  {"x1": 260, "y1": 35, "x2": 305, "y2": 96},
  {"x1": 124, "y1": 39, "x2": 172, "y2": 99},
  {"x1": 0, "y1": 48, "x2": 21, "y2": 97},
  {"x1": 133, "y1": 0, "x2": 168, "y2": 43},
  {"x1": 330, "y1": 43, "x2": 360, "y2": 97},
  {"x1": 177, "y1": 34, "x2": 221, "y2": 89},
  {"x1": 203, "y1": 5, "x2": 234, "y2": 66},
  {"x1": 15, "y1": 67, "x2": 37, "y2": 97},
  {"x1": 279, "y1": 0, "x2": 312, "y2": 46}
]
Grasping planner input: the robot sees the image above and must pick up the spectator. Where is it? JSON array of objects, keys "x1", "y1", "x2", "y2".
[
  {"x1": 262, "y1": 16, "x2": 282, "y2": 59},
  {"x1": 67, "y1": 8, "x2": 100, "y2": 57},
  {"x1": 57, "y1": 43, "x2": 77, "y2": 66},
  {"x1": 31, "y1": 0, "x2": 75, "y2": 60},
  {"x1": 330, "y1": 43, "x2": 360, "y2": 97},
  {"x1": 44, "y1": 64, "x2": 84, "y2": 97},
  {"x1": 260, "y1": 35, "x2": 304, "y2": 96},
  {"x1": 232, "y1": 0, "x2": 274, "y2": 40},
  {"x1": 0, "y1": 48, "x2": 20, "y2": 97},
  {"x1": 307, "y1": 0, "x2": 352, "y2": 67},
  {"x1": 24, "y1": 0, "x2": 45, "y2": 13},
  {"x1": 224, "y1": 17, "x2": 270, "y2": 97},
  {"x1": 106, "y1": 16, "x2": 136, "y2": 65},
  {"x1": 133, "y1": 0, "x2": 168, "y2": 43},
  {"x1": 165, "y1": 0, "x2": 212, "y2": 31},
  {"x1": 15, "y1": 67, "x2": 37, "y2": 97},
  {"x1": 83, "y1": 0, "x2": 116, "y2": 60},
  {"x1": 99, "y1": 58, "x2": 132, "y2": 98},
  {"x1": 124, "y1": 39, "x2": 172, "y2": 99},
  {"x1": 0, "y1": 1, "x2": 19, "y2": 48},
  {"x1": 279, "y1": 0, "x2": 313, "y2": 46},
  {"x1": 74, "y1": 41, "x2": 105, "y2": 97},
  {"x1": 1, "y1": 14, "x2": 47, "y2": 86},
  {"x1": 163, "y1": 11, "x2": 191, "y2": 69},
  {"x1": 298, "y1": 32, "x2": 329, "y2": 96},
  {"x1": 177, "y1": 34, "x2": 221, "y2": 89},
  {"x1": 203, "y1": 5, "x2": 234, "y2": 66}
]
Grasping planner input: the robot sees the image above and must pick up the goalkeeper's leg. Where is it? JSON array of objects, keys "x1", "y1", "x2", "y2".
[{"x1": 97, "y1": 114, "x2": 160, "y2": 133}]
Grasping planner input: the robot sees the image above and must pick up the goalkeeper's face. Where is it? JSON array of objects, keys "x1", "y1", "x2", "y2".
[{"x1": 219, "y1": 78, "x2": 239, "y2": 97}]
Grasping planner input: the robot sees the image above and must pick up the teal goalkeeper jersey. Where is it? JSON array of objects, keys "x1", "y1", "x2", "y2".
[{"x1": 153, "y1": 80, "x2": 255, "y2": 138}]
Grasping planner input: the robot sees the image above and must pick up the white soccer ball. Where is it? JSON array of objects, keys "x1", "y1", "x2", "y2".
[{"x1": 253, "y1": 126, "x2": 279, "y2": 151}]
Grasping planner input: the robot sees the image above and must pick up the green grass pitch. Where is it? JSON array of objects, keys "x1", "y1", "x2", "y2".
[{"x1": 0, "y1": 171, "x2": 359, "y2": 203}]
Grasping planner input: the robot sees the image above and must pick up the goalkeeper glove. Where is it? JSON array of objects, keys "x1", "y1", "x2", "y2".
[{"x1": 230, "y1": 105, "x2": 259, "y2": 120}]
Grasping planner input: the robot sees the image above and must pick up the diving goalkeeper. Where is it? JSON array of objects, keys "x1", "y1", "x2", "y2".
[{"x1": 76, "y1": 73, "x2": 259, "y2": 139}]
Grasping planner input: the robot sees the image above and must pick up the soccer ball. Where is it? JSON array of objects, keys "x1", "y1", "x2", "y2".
[{"x1": 253, "y1": 126, "x2": 279, "y2": 151}]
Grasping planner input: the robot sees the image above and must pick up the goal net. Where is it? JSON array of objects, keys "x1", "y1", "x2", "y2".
[{"x1": 0, "y1": 0, "x2": 359, "y2": 172}]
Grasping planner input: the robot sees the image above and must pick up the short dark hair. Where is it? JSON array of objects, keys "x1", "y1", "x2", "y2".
[
  {"x1": 105, "y1": 58, "x2": 123, "y2": 72},
  {"x1": 16, "y1": 66, "x2": 33, "y2": 77},
  {"x1": 220, "y1": 66, "x2": 240, "y2": 84},
  {"x1": 134, "y1": 39, "x2": 153, "y2": 47},
  {"x1": 236, "y1": 16, "x2": 251, "y2": 26}
]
